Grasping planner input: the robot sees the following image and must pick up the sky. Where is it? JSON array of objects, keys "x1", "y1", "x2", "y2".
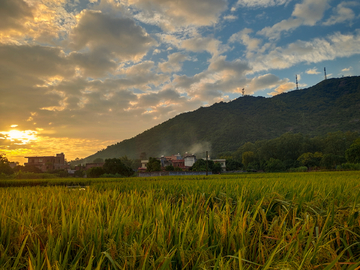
[{"x1": 1, "y1": 0, "x2": 360, "y2": 164}]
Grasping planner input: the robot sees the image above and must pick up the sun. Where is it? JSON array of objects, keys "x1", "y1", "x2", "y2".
[{"x1": 4, "y1": 130, "x2": 38, "y2": 144}]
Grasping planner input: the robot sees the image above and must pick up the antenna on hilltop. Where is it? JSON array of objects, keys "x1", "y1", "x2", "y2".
[
  {"x1": 296, "y1": 75, "x2": 299, "y2": 90},
  {"x1": 324, "y1": 67, "x2": 327, "y2": 80},
  {"x1": 242, "y1": 88, "x2": 245, "y2": 97}
]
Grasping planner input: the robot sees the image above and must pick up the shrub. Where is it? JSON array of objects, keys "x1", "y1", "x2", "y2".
[
  {"x1": 87, "y1": 167, "x2": 105, "y2": 178},
  {"x1": 265, "y1": 158, "x2": 285, "y2": 172},
  {"x1": 338, "y1": 163, "x2": 360, "y2": 170},
  {"x1": 165, "y1": 165, "x2": 175, "y2": 171}
]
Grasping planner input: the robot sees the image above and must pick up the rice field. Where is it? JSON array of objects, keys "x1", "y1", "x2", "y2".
[{"x1": 1, "y1": 171, "x2": 360, "y2": 269}]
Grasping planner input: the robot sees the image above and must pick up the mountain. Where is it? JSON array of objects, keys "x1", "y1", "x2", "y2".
[{"x1": 77, "y1": 76, "x2": 360, "y2": 163}]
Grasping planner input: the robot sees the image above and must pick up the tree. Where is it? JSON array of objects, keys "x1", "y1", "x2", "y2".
[
  {"x1": 242, "y1": 151, "x2": 256, "y2": 169},
  {"x1": 345, "y1": 139, "x2": 360, "y2": 163},
  {"x1": 0, "y1": 155, "x2": 13, "y2": 175},
  {"x1": 225, "y1": 159, "x2": 242, "y2": 171},
  {"x1": 146, "y1": 157, "x2": 161, "y2": 172},
  {"x1": 87, "y1": 167, "x2": 104, "y2": 178},
  {"x1": 103, "y1": 158, "x2": 134, "y2": 176},
  {"x1": 212, "y1": 162, "x2": 222, "y2": 174},
  {"x1": 191, "y1": 159, "x2": 214, "y2": 172},
  {"x1": 74, "y1": 170, "x2": 85, "y2": 177},
  {"x1": 297, "y1": 152, "x2": 323, "y2": 168},
  {"x1": 165, "y1": 165, "x2": 175, "y2": 171},
  {"x1": 265, "y1": 158, "x2": 285, "y2": 172},
  {"x1": 93, "y1": 158, "x2": 104, "y2": 163},
  {"x1": 320, "y1": 154, "x2": 346, "y2": 169}
]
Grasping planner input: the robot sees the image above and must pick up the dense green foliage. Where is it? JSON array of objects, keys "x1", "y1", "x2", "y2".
[
  {"x1": 230, "y1": 131, "x2": 359, "y2": 171},
  {"x1": 87, "y1": 166, "x2": 105, "y2": 178},
  {"x1": 190, "y1": 159, "x2": 222, "y2": 174},
  {"x1": 76, "y1": 76, "x2": 360, "y2": 163},
  {"x1": 0, "y1": 155, "x2": 13, "y2": 175},
  {"x1": 346, "y1": 139, "x2": 360, "y2": 163},
  {"x1": 0, "y1": 172, "x2": 360, "y2": 269},
  {"x1": 146, "y1": 157, "x2": 161, "y2": 172},
  {"x1": 103, "y1": 158, "x2": 134, "y2": 177}
]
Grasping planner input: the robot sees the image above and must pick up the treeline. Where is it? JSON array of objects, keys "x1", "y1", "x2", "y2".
[{"x1": 221, "y1": 131, "x2": 360, "y2": 172}]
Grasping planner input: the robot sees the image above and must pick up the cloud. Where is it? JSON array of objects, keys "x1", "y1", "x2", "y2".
[
  {"x1": 244, "y1": 73, "x2": 295, "y2": 95},
  {"x1": 341, "y1": 67, "x2": 352, "y2": 72},
  {"x1": 229, "y1": 28, "x2": 262, "y2": 53},
  {"x1": 0, "y1": 0, "x2": 33, "y2": 33},
  {"x1": 160, "y1": 32, "x2": 227, "y2": 57},
  {"x1": 172, "y1": 56, "x2": 251, "y2": 102},
  {"x1": 235, "y1": 0, "x2": 292, "y2": 8},
  {"x1": 70, "y1": 10, "x2": 156, "y2": 61},
  {"x1": 323, "y1": 2, "x2": 357, "y2": 26},
  {"x1": 258, "y1": 0, "x2": 329, "y2": 39},
  {"x1": 251, "y1": 31, "x2": 360, "y2": 72},
  {"x1": 181, "y1": 35, "x2": 226, "y2": 56},
  {"x1": 128, "y1": 0, "x2": 227, "y2": 30},
  {"x1": 268, "y1": 81, "x2": 296, "y2": 96},
  {"x1": 306, "y1": 67, "x2": 321, "y2": 74},
  {"x1": 223, "y1": 15, "x2": 238, "y2": 21},
  {"x1": 292, "y1": 0, "x2": 329, "y2": 26},
  {"x1": 69, "y1": 50, "x2": 117, "y2": 78},
  {"x1": 159, "y1": 52, "x2": 189, "y2": 73}
]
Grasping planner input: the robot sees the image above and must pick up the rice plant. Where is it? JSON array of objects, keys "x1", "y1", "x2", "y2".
[{"x1": 0, "y1": 171, "x2": 359, "y2": 269}]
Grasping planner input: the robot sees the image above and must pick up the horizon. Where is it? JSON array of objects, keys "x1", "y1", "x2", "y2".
[{"x1": 1, "y1": 0, "x2": 360, "y2": 165}]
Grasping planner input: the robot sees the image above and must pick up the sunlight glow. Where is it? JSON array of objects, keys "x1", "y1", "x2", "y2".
[{"x1": 2, "y1": 130, "x2": 38, "y2": 145}]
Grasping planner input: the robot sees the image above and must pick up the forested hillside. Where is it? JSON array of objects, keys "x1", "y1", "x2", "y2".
[{"x1": 76, "y1": 76, "x2": 360, "y2": 164}]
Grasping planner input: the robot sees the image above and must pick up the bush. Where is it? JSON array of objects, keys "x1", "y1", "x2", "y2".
[
  {"x1": 265, "y1": 158, "x2": 285, "y2": 172},
  {"x1": 87, "y1": 167, "x2": 105, "y2": 178},
  {"x1": 338, "y1": 163, "x2": 360, "y2": 170},
  {"x1": 165, "y1": 165, "x2": 175, "y2": 171}
]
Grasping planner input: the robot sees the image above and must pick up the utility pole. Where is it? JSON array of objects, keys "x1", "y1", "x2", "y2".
[{"x1": 206, "y1": 151, "x2": 208, "y2": 176}]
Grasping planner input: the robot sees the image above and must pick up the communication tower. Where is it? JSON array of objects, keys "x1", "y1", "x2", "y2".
[
  {"x1": 242, "y1": 88, "x2": 245, "y2": 97},
  {"x1": 324, "y1": 67, "x2": 327, "y2": 80},
  {"x1": 296, "y1": 75, "x2": 299, "y2": 90}
]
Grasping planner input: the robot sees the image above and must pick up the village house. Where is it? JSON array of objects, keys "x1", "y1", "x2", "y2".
[
  {"x1": 24, "y1": 153, "x2": 68, "y2": 172},
  {"x1": 138, "y1": 153, "x2": 226, "y2": 172},
  {"x1": 84, "y1": 162, "x2": 105, "y2": 170}
]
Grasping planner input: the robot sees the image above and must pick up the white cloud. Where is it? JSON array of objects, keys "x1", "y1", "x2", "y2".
[
  {"x1": 323, "y1": 2, "x2": 357, "y2": 26},
  {"x1": 159, "y1": 52, "x2": 189, "y2": 73},
  {"x1": 229, "y1": 28, "x2": 262, "y2": 53},
  {"x1": 128, "y1": 0, "x2": 227, "y2": 31},
  {"x1": 268, "y1": 81, "x2": 296, "y2": 96},
  {"x1": 292, "y1": 0, "x2": 329, "y2": 26},
  {"x1": 341, "y1": 67, "x2": 352, "y2": 72},
  {"x1": 235, "y1": 0, "x2": 292, "y2": 8},
  {"x1": 160, "y1": 33, "x2": 227, "y2": 57},
  {"x1": 251, "y1": 31, "x2": 360, "y2": 72},
  {"x1": 306, "y1": 67, "x2": 321, "y2": 74},
  {"x1": 223, "y1": 15, "x2": 238, "y2": 21},
  {"x1": 258, "y1": 0, "x2": 329, "y2": 40}
]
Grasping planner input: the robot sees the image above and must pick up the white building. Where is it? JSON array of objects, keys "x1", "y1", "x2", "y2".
[{"x1": 184, "y1": 155, "x2": 196, "y2": 167}]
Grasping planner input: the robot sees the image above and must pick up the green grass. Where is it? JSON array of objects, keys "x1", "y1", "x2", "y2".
[{"x1": 1, "y1": 171, "x2": 360, "y2": 269}]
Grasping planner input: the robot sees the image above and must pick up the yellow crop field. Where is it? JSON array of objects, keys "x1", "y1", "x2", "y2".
[{"x1": 1, "y1": 171, "x2": 359, "y2": 269}]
